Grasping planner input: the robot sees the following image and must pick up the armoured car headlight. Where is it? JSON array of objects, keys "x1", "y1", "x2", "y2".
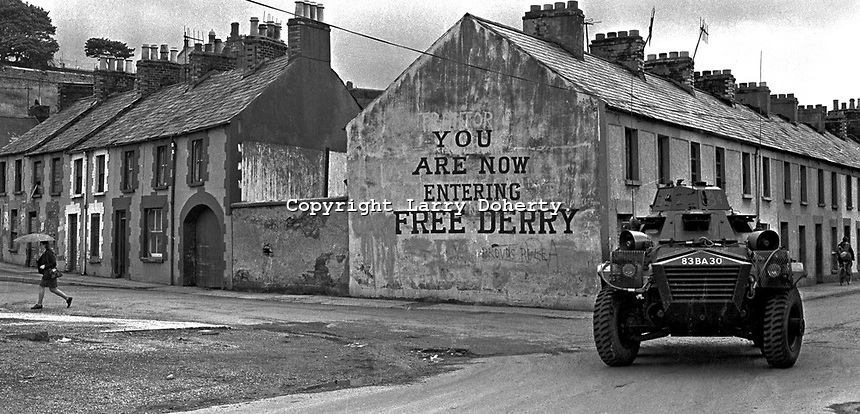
[
  {"x1": 766, "y1": 263, "x2": 781, "y2": 278},
  {"x1": 622, "y1": 263, "x2": 637, "y2": 278}
]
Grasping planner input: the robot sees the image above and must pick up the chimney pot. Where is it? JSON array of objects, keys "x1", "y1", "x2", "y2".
[
  {"x1": 787, "y1": 93, "x2": 794, "y2": 99},
  {"x1": 778, "y1": 94, "x2": 786, "y2": 99},
  {"x1": 204, "y1": 43, "x2": 213, "y2": 53},
  {"x1": 647, "y1": 54, "x2": 657, "y2": 61},
  {"x1": 629, "y1": 30, "x2": 640, "y2": 37},
  {"x1": 680, "y1": 51, "x2": 690, "y2": 57},
  {"x1": 317, "y1": 4, "x2": 325, "y2": 22},
  {"x1": 555, "y1": 2, "x2": 565, "y2": 9},
  {"x1": 747, "y1": 81, "x2": 756, "y2": 87},
  {"x1": 194, "y1": 43, "x2": 203, "y2": 52},
  {"x1": 759, "y1": 81, "x2": 766, "y2": 87},
  {"x1": 658, "y1": 52, "x2": 668, "y2": 59},
  {"x1": 618, "y1": 31, "x2": 628, "y2": 37},
  {"x1": 834, "y1": 100, "x2": 840, "y2": 111},
  {"x1": 303, "y1": 2, "x2": 311, "y2": 17},
  {"x1": 543, "y1": 4, "x2": 553, "y2": 11},
  {"x1": 530, "y1": 5, "x2": 542, "y2": 12},
  {"x1": 208, "y1": 29, "x2": 216, "y2": 44},
  {"x1": 258, "y1": 23, "x2": 267, "y2": 38},
  {"x1": 843, "y1": 103, "x2": 848, "y2": 110},
  {"x1": 669, "y1": 51, "x2": 678, "y2": 58},
  {"x1": 702, "y1": 70, "x2": 712, "y2": 76},
  {"x1": 851, "y1": 98, "x2": 856, "y2": 109},
  {"x1": 115, "y1": 59, "x2": 124, "y2": 72},
  {"x1": 141, "y1": 44, "x2": 150, "y2": 60},
  {"x1": 150, "y1": 45, "x2": 158, "y2": 60},
  {"x1": 607, "y1": 32, "x2": 617, "y2": 38},
  {"x1": 713, "y1": 70, "x2": 722, "y2": 75},
  {"x1": 295, "y1": 1, "x2": 305, "y2": 17},
  {"x1": 214, "y1": 39, "x2": 224, "y2": 54},
  {"x1": 595, "y1": 33, "x2": 605, "y2": 40},
  {"x1": 230, "y1": 22, "x2": 240, "y2": 39},
  {"x1": 126, "y1": 59, "x2": 133, "y2": 73},
  {"x1": 160, "y1": 44, "x2": 169, "y2": 61},
  {"x1": 106, "y1": 57, "x2": 114, "y2": 71},
  {"x1": 309, "y1": 4, "x2": 317, "y2": 20},
  {"x1": 723, "y1": 69, "x2": 731, "y2": 75},
  {"x1": 567, "y1": 1, "x2": 578, "y2": 9},
  {"x1": 250, "y1": 17, "x2": 259, "y2": 35}
]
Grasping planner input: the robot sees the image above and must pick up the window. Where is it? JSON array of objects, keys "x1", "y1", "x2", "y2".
[
  {"x1": 95, "y1": 154, "x2": 106, "y2": 193},
  {"x1": 783, "y1": 161, "x2": 791, "y2": 202},
  {"x1": 780, "y1": 222, "x2": 789, "y2": 250},
  {"x1": 657, "y1": 135, "x2": 670, "y2": 185},
  {"x1": 89, "y1": 213, "x2": 100, "y2": 257},
  {"x1": 31, "y1": 160, "x2": 42, "y2": 197},
  {"x1": 762, "y1": 157, "x2": 771, "y2": 199},
  {"x1": 715, "y1": 147, "x2": 725, "y2": 189},
  {"x1": 818, "y1": 169, "x2": 825, "y2": 206},
  {"x1": 50, "y1": 157, "x2": 62, "y2": 195},
  {"x1": 190, "y1": 139, "x2": 204, "y2": 183},
  {"x1": 800, "y1": 165, "x2": 808, "y2": 204},
  {"x1": 848, "y1": 176, "x2": 854, "y2": 210},
  {"x1": 832, "y1": 172, "x2": 839, "y2": 208},
  {"x1": 9, "y1": 209, "x2": 17, "y2": 249},
  {"x1": 144, "y1": 208, "x2": 165, "y2": 258},
  {"x1": 122, "y1": 150, "x2": 136, "y2": 191},
  {"x1": 624, "y1": 128, "x2": 639, "y2": 182},
  {"x1": 798, "y1": 225, "x2": 806, "y2": 265},
  {"x1": 742, "y1": 152, "x2": 752, "y2": 196},
  {"x1": 154, "y1": 145, "x2": 169, "y2": 188},
  {"x1": 0, "y1": 161, "x2": 6, "y2": 194},
  {"x1": 73, "y1": 158, "x2": 83, "y2": 195},
  {"x1": 13, "y1": 159, "x2": 22, "y2": 193},
  {"x1": 690, "y1": 142, "x2": 701, "y2": 183}
]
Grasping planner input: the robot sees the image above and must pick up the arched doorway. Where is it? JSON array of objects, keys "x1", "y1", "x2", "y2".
[{"x1": 182, "y1": 204, "x2": 224, "y2": 288}]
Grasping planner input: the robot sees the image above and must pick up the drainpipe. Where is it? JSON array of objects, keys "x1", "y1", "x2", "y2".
[
  {"x1": 170, "y1": 138, "x2": 177, "y2": 285},
  {"x1": 82, "y1": 150, "x2": 90, "y2": 275}
]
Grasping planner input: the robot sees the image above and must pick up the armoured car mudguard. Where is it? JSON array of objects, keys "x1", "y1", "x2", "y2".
[{"x1": 593, "y1": 182, "x2": 806, "y2": 368}]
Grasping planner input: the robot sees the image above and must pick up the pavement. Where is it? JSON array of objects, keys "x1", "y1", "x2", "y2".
[{"x1": 0, "y1": 260, "x2": 858, "y2": 316}]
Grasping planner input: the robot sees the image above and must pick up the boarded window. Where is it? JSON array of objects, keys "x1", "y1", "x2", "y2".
[
  {"x1": 50, "y1": 157, "x2": 62, "y2": 195},
  {"x1": 658, "y1": 135, "x2": 670, "y2": 185},
  {"x1": 715, "y1": 147, "x2": 725, "y2": 189},
  {"x1": 690, "y1": 142, "x2": 701, "y2": 183},
  {"x1": 32, "y1": 160, "x2": 42, "y2": 197},
  {"x1": 762, "y1": 157, "x2": 771, "y2": 198},
  {"x1": 742, "y1": 152, "x2": 751, "y2": 195},
  {"x1": 624, "y1": 128, "x2": 639, "y2": 182},
  {"x1": 74, "y1": 158, "x2": 83, "y2": 195}
]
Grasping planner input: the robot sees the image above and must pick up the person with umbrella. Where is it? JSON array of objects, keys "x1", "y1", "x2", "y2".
[{"x1": 30, "y1": 240, "x2": 72, "y2": 309}]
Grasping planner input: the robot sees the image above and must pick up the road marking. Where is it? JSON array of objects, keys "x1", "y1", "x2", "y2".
[{"x1": 0, "y1": 311, "x2": 229, "y2": 333}]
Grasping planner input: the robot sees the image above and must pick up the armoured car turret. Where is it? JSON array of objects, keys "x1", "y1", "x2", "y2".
[{"x1": 593, "y1": 181, "x2": 806, "y2": 368}]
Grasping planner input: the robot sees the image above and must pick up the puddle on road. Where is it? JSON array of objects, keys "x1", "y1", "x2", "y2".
[{"x1": 0, "y1": 311, "x2": 229, "y2": 333}]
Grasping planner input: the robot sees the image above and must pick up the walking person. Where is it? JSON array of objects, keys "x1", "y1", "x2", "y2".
[
  {"x1": 31, "y1": 241, "x2": 72, "y2": 309},
  {"x1": 837, "y1": 236, "x2": 855, "y2": 286}
]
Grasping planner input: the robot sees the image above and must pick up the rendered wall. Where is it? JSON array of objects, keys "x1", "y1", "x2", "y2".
[
  {"x1": 231, "y1": 202, "x2": 348, "y2": 294},
  {"x1": 347, "y1": 17, "x2": 603, "y2": 309}
]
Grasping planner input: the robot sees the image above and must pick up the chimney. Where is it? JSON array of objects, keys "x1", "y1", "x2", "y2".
[
  {"x1": 93, "y1": 55, "x2": 136, "y2": 101},
  {"x1": 272, "y1": 23, "x2": 282, "y2": 40},
  {"x1": 189, "y1": 32, "x2": 238, "y2": 83},
  {"x1": 287, "y1": 2, "x2": 331, "y2": 64},
  {"x1": 590, "y1": 30, "x2": 646, "y2": 75},
  {"x1": 141, "y1": 44, "x2": 150, "y2": 60},
  {"x1": 230, "y1": 22, "x2": 240, "y2": 39},
  {"x1": 770, "y1": 93, "x2": 798, "y2": 123},
  {"x1": 250, "y1": 17, "x2": 259, "y2": 36},
  {"x1": 834, "y1": 99, "x2": 839, "y2": 112},
  {"x1": 258, "y1": 23, "x2": 268, "y2": 38},
  {"x1": 208, "y1": 29, "x2": 216, "y2": 45},
  {"x1": 798, "y1": 104, "x2": 827, "y2": 133},
  {"x1": 694, "y1": 69, "x2": 736, "y2": 103},
  {"x1": 136, "y1": 43, "x2": 183, "y2": 96},
  {"x1": 644, "y1": 51, "x2": 694, "y2": 91},
  {"x1": 736, "y1": 81, "x2": 771, "y2": 116},
  {"x1": 522, "y1": 2, "x2": 585, "y2": 60}
]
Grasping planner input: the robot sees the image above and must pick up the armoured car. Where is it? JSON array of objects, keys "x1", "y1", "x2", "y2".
[{"x1": 593, "y1": 181, "x2": 806, "y2": 368}]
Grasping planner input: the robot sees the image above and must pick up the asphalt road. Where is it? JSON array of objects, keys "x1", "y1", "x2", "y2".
[
  {"x1": 3, "y1": 273, "x2": 860, "y2": 414},
  {"x1": 182, "y1": 291, "x2": 860, "y2": 414}
]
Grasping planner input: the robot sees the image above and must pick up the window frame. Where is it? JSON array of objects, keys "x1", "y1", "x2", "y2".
[
  {"x1": 690, "y1": 142, "x2": 701, "y2": 183},
  {"x1": 799, "y1": 165, "x2": 808, "y2": 205},
  {"x1": 742, "y1": 152, "x2": 752, "y2": 197},
  {"x1": 50, "y1": 157, "x2": 62, "y2": 196},
  {"x1": 715, "y1": 146, "x2": 725, "y2": 189},
  {"x1": 94, "y1": 154, "x2": 106, "y2": 194},
  {"x1": 144, "y1": 208, "x2": 165, "y2": 259},
  {"x1": 8, "y1": 209, "x2": 17, "y2": 251},
  {"x1": 832, "y1": 171, "x2": 839, "y2": 209},
  {"x1": 783, "y1": 161, "x2": 791, "y2": 203},
  {"x1": 762, "y1": 156, "x2": 771, "y2": 199},
  {"x1": 31, "y1": 159, "x2": 43, "y2": 198},
  {"x1": 657, "y1": 135, "x2": 670, "y2": 185},
  {"x1": 73, "y1": 158, "x2": 84, "y2": 196},
  {"x1": 818, "y1": 168, "x2": 826, "y2": 207},
  {"x1": 624, "y1": 127, "x2": 640, "y2": 184},
  {"x1": 89, "y1": 213, "x2": 101, "y2": 258},
  {"x1": 13, "y1": 159, "x2": 22, "y2": 194}
]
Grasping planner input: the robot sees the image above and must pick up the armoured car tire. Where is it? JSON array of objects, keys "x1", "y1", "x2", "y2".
[
  {"x1": 762, "y1": 288, "x2": 804, "y2": 368},
  {"x1": 593, "y1": 287, "x2": 640, "y2": 367}
]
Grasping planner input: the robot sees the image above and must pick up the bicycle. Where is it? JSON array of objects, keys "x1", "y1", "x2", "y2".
[{"x1": 839, "y1": 261, "x2": 853, "y2": 286}]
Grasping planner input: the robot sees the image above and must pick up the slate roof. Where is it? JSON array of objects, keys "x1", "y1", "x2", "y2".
[
  {"x1": 30, "y1": 91, "x2": 139, "y2": 156},
  {"x1": 75, "y1": 55, "x2": 294, "y2": 151},
  {"x1": 472, "y1": 16, "x2": 860, "y2": 169},
  {"x1": 0, "y1": 96, "x2": 96, "y2": 156}
]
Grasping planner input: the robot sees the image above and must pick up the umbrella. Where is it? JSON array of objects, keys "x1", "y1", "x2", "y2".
[{"x1": 13, "y1": 233, "x2": 54, "y2": 244}]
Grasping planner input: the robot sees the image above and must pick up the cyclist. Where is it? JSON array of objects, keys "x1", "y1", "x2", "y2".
[{"x1": 837, "y1": 236, "x2": 855, "y2": 286}]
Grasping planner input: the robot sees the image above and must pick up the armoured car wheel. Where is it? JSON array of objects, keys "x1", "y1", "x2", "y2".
[
  {"x1": 593, "y1": 287, "x2": 640, "y2": 366},
  {"x1": 762, "y1": 288, "x2": 804, "y2": 368}
]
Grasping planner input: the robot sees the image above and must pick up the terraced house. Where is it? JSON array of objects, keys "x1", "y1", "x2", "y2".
[
  {"x1": 0, "y1": 3, "x2": 361, "y2": 288},
  {"x1": 347, "y1": 1, "x2": 860, "y2": 309}
]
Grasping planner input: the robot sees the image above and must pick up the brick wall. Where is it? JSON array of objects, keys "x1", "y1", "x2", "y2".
[{"x1": 135, "y1": 60, "x2": 182, "y2": 96}]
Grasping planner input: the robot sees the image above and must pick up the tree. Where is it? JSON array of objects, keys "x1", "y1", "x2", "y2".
[
  {"x1": 0, "y1": 0, "x2": 59, "y2": 69},
  {"x1": 85, "y1": 37, "x2": 134, "y2": 60}
]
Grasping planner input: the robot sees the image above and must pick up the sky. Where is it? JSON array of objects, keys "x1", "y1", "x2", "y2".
[{"x1": 24, "y1": 0, "x2": 860, "y2": 109}]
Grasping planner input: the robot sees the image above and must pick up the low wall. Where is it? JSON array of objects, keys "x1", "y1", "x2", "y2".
[{"x1": 230, "y1": 199, "x2": 349, "y2": 295}]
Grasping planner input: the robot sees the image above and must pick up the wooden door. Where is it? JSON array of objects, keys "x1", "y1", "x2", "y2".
[
  {"x1": 194, "y1": 208, "x2": 221, "y2": 288},
  {"x1": 68, "y1": 214, "x2": 78, "y2": 271}
]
